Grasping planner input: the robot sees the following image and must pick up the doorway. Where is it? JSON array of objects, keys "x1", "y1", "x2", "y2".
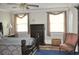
[
  {"x1": 30, "y1": 24, "x2": 45, "y2": 45},
  {"x1": 0, "y1": 23, "x2": 3, "y2": 34}
]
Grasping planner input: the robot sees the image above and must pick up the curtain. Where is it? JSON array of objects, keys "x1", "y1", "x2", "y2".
[
  {"x1": 47, "y1": 11, "x2": 67, "y2": 36},
  {"x1": 14, "y1": 14, "x2": 17, "y2": 36},
  {"x1": 13, "y1": 13, "x2": 30, "y2": 36}
]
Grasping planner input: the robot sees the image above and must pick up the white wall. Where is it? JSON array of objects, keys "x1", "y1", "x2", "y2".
[
  {"x1": 0, "y1": 7, "x2": 78, "y2": 45},
  {"x1": 0, "y1": 6, "x2": 78, "y2": 52},
  {"x1": 29, "y1": 11, "x2": 64, "y2": 44},
  {"x1": 0, "y1": 11, "x2": 12, "y2": 35},
  {"x1": 29, "y1": 7, "x2": 78, "y2": 44},
  {"x1": 29, "y1": 7, "x2": 78, "y2": 52},
  {"x1": 67, "y1": 8, "x2": 78, "y2": 33}
]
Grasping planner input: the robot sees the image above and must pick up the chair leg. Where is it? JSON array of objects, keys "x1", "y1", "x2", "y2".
[{"x1": 73, "y1": 51, "x2": 75, "y2": 55}]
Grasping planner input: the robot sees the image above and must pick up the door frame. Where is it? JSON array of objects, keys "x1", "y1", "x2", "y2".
[{"x1": 30, "y1": 24, "x2": 45, "y2": 45}]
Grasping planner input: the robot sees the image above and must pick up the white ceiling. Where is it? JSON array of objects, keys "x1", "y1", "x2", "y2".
[{"x1": 0, "y1": 3, "x2": 78, "y2": 13}]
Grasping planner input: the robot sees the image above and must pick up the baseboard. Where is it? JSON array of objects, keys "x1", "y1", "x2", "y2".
[{"x1": 40, "y1": 44, "x2": 52, "y2": 46}]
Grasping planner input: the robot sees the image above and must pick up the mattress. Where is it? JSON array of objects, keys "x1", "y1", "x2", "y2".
[{"x1": 0, "y1": 37, "x2": 35, "y2": 45}]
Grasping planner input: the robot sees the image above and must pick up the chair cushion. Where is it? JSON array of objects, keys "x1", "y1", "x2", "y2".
[
  {"x1": 65, "y1": 33, "x2": 78, "y2": 46},
  {"x1": 60, "y1": 44, "x2": 74, "y2": 51}
]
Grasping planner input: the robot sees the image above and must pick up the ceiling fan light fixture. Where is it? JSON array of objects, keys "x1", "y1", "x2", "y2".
[
  {"x1": 19, "y1": 3, "x2": 26, "y2": 9},
  {"x1": 19, "y1": 3, "x2": 39, "y2": 9}
]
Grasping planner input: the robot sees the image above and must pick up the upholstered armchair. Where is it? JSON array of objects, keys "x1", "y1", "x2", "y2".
[{"x1": 59, "y1": 33, "x2": 78, "y2": 54}]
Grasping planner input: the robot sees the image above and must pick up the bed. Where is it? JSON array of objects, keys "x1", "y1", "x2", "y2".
[{"x1": 0, "y1": 36, "x2": 36, "y2": 55}]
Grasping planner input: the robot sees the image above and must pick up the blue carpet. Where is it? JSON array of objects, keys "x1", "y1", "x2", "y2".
[{"x1": 35, "y1": 50, "x2": 79, "y2": 55}]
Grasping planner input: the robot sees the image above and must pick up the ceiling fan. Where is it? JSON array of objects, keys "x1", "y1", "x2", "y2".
[{"x1": 19, "y1": 3, "x2": 39, "y2": 9}]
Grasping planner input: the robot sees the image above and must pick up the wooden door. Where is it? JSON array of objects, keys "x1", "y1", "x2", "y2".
[{"x1": 30, "y1": 24, "x2": 44, "y2": 45}]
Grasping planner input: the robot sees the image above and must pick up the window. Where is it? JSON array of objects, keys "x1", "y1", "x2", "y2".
[
  {"x1": 16, "y1": 14, "x2": 28, "y2": 32},
  {"x1": 49, "y1": 12, "x2": 65, "y2": 32}
]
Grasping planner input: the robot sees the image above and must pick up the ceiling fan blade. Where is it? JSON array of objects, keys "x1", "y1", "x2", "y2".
[{"x1": 27, "y1": 4, "x2": 39, "y2": 7}]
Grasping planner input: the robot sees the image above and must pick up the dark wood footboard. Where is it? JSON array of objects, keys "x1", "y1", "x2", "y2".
[{"x1": 21, "y1": 40, "x2": 36, "y2": 55}]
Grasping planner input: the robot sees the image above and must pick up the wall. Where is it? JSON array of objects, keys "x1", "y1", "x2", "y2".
[
  {"x1": 0, "y1": 7, "x2": 78, "y2": 45},
  {"x1": 67, "y1": 8, "x2": 78, "y2": 33},
  {"x1": 29, "y1": 12, "x2": 63, "y2": 44},
  {"x1": 0, "y1": 11, "x2": 12, "y2": 36},
  {"x1": 0, "y1": 7, "x2": 78, "y2": 52},
  {"x1": 29, "y1": 7, "x2": 78, "y2": 44},
  {"x1": 29, "y1": 12, "x2": 64, "y2": 44}
]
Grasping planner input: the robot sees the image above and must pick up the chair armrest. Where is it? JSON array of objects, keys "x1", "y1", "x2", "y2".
[{"x1": 65, "y1": 43, "x2": 75, "y2": 49}]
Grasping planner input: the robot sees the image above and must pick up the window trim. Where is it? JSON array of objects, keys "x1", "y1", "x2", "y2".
[
  {"x1": 15, "y1": 13, "x2": 30, "y2": 35},
  {"x1": 47, "y1": 11, "x2": 67, "y2": 36}
]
